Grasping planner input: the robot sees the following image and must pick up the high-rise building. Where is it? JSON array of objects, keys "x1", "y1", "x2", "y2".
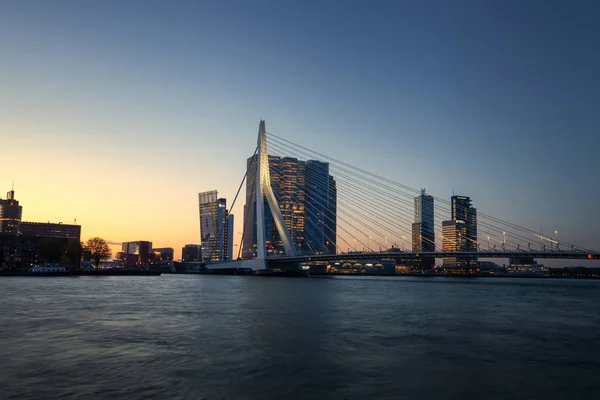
[
  {"x1": 305, "y1": 160, "x2": 331, "y2": 254},
  {"x1": 442, "y1": 195, "x2": 477, "y2": 268},
  {"x1": 325, "y1": 175, "x2": 337, "y2": 254},
  {"x1": 0, "y1": 189, "x2": 22, "y2": 236},
  {"x1": 224, "y1": 212, "x2": 234, "y2": 261},
  {"x1": 241, "y1": 154, "x2": 337, "y2": 257},
  {"x1": 242, "y1": 155, "x2": 258, "y2": 259},
  {"x1": 412, "y1": 189, "x2": 435, "y2": 269},
  {"x1": 199, "y1": 190, "x2": 228, "y2": 262},
  {"x1": 279, "y1": 157, "x2": 306, "y2": 253},
  {"x1": 412, "y1": 189, "x2": 435, "y2": 252},
  {"x1": 181, "y1": 244, "x2": 201, "y2": 262}
]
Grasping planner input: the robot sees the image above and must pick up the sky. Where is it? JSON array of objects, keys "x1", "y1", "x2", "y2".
[{"x1": 1, "y1": 0, "x2": 599, "y2": 262}]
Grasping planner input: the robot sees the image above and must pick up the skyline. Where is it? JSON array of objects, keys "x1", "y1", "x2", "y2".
[{"x1": 1, "y1": 1, "x2": 599, "y2": 260}]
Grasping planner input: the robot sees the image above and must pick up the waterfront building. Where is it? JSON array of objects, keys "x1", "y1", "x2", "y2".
[
  {"x1": 199, "y1": 190, "x2": 227, "y2": 262},
  {"x1": 242, "y1": 155, "x2": 258, "y2": 259},
  {"x1": 0, "y1": 189, "x2": 22, "y2": 236},
  {"x1": 442, "y1": 195, "x2": 477, "y2": 268},
  {"x1": 181, "y1": 244, "x2": 201, "y2": 262},
  {"x1": 305, "y1": 160, "x2": 331, "y2": 254},
  {"x1": 119, "y1": 241, "x2": 153, "y2": 266},
  {"x1": 152, "y1": 247, "x2": 174, "y2": 261},
  {"x1": 507, "y1": 257, "x2": 546, "y2": 275},
  {"x1": 278, "y1": 157, "x2": 306, "y2": 253},
  {"x1": 452, "y1": 196, "x2": 477, "y2": 246},
  {"x1": 412, "y1": 189, "x2": 435, "y2": 269},
  {"x1": 20, "y1": 221, "x2": 81, "y2": 240},
  {"x1": 0, "y1": 189, "x2": 81, "y2": 268},
  {"x1": 224, "y1": 212, "x2": 234, "y2": 261},
  {"x1": 241, "y1": 154, "x2": 337, "y2": 257},
  {"x1": 242, "y1": 155, "x2": 278, "y2": 258},
  {"x1": 325, "y1": 175, "x2": 337, "y2": 254}
]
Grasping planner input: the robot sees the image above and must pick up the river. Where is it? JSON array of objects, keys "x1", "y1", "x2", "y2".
[{"x1": 1, "y1": 275, "x2": 598, "y2": 399}]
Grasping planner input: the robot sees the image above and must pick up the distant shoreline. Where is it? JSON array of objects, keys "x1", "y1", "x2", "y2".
[
  {"x1": 0, "y1": 270, "x2": 161, "y2": 277},
  {"x1": 1, "y1": 270, "x2": 599, "y2": 279}
]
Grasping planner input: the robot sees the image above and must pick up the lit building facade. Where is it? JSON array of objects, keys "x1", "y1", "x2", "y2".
[
  {"x1": 442, "y1": 195, "x2": 477, "y2": 268},
  {"x1": 0, "y1": 189, "x2": 81, "y2": 269},
  {"x1": 20, "y1": 222, "x2": 81, "y2": 240},
  {"x1": 0, "y1": 190, "x2": 22, "y2": 236},
  {"x1": 199, "y1": 190, "x2": 227, "y2": 262},
  {"x1": 412, "y1": 189, "x2": 435, "y2": 269},
  {"x1": 278, "y1": 157, "x2": 306, "y2": 253},
  {"x1": 241, "y1": 154, "x2": 337, "y2": 257},
  {"x1": 242, "y1": 155, "x2": 278, "y2": 258},
  {"x1": 412, "y1": 189, "x2": 435, "y2": 251}
]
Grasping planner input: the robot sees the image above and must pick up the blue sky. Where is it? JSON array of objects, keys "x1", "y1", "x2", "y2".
[{"x1": 1, "y1": 0, "x2": 598, "y2": 258}]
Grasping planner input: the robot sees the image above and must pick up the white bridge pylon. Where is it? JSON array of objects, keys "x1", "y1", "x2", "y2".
[
  {"x1": 204, "y1": 120, "x2": 297, "y2": 272},
  {"x1": 255, "y1": 119, "x2": 298, "y2": 261}
]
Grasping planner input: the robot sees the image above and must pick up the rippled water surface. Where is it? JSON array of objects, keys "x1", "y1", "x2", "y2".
[{"x1": 1, "y1": 275, "x2": 599, "y2": 399}]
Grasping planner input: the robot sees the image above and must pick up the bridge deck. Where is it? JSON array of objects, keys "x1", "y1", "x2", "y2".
[{"x1": 267, "y1": 251, "x2": 598, "y2": 263}]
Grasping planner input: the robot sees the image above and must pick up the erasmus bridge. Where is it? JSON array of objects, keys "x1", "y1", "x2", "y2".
[{"x1": 205, "y1": 121, "x2": 599, "y2": 273}]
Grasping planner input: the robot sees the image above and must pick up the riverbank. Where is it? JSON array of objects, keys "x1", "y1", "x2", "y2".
[{"x1": 0, "y1": 269, "x2": 161, "y2": 277}]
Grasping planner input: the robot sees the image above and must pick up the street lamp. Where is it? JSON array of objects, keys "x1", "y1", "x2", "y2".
[{"x1": 368, "y1": 236, "x2": 372, "y2": 252}]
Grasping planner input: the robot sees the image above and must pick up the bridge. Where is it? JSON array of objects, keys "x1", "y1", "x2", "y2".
[{"x1": 205, "y1": 120, "x2": 598, "y2": 273}]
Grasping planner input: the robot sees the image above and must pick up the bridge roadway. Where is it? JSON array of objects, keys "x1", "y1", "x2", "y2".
[{"x1": 267, "y1": 251, "x2": 598, "y2": 263}]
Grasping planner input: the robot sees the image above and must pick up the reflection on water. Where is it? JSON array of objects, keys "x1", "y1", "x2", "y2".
[{"x1": 1, "y1": 276, "x2": 599, "y2": 399}]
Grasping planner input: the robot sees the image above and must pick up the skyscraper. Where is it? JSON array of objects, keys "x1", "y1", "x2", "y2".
[
  {"x1": 412, "y1": 189, "x2": 435, "y2": 270},
  {"x1": 241, "y1": 154, "x2": 281, "y2": 258},
  {"x1": 412, "y1": 189, "x2": 435, "y2": 252},
  {"x1": 305, "y1": 160, "x2": 330, "y2": 254},
  {"x1": 279, "y1": 157, "x2": 306, "y2": 253},
  {"x1": 241, "y1": 154, "x2": 337, "y2": 257},
  {"x1": 242, "y1": 155, "x2": 258, "y2": 259},
  {"x1": 199, "y1": 190, "x2": 228, "y2": 262},
  {"x1": 325, "y1": 175, "x2": 337, "y2": 254},
  {"x1": 0, "y1": 189, "x2": 22, "y2": 236},
  {"x1": 224, "y1": 212, "x2": 234, "y2": 261},
  {"x1": 442, "y1": 195, "x2": 477, "y2": 268}
]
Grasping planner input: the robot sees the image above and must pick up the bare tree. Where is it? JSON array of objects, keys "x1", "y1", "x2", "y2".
[{"x1": 84, "y1": 237, "x2": 112, "y2": 269}]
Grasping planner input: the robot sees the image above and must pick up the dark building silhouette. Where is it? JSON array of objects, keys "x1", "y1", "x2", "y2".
[
  {"x1": 0, "y1": 189, "x2": 22, "y2": 236},
  {"x1": 20, "y1": 222, "x2": 81, "y2": 240},
  {"x1": 182, "y1": 244, "x2": 201, "y2": 262},
  {"x1": 153, "y1": 247, "x2": 174, "y2": 261},
  {"x1": 0, "y1": 189, "x2": 82, "y2": 270}
]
